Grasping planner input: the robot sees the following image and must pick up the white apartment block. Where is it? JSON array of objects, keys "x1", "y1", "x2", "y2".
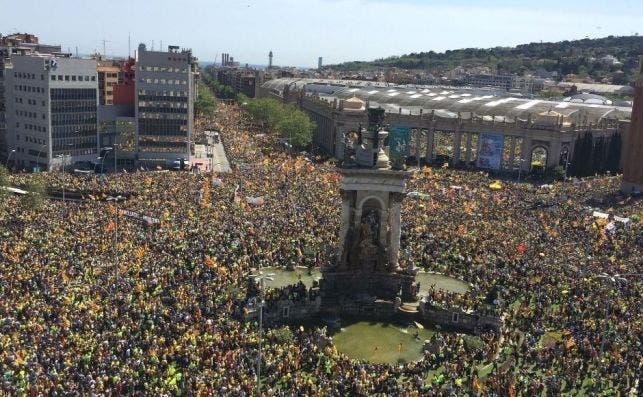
[{"x1": 4, "y1": 55, "x2": 98, "y2": 170}]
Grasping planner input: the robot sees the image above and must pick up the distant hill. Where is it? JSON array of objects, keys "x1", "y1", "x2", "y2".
[{"x1": 332, "y1": 35, "x2": 643, "y2": 84}]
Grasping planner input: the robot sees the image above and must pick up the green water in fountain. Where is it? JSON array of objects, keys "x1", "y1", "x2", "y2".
[
  {"x1": 415, "y1": 272, "x2": 470, "y2": 295},
  {"x1": 263, "y1": 267, "x2": 321, "y2": 289},
  {"x1": 331, "y1": 321, "x2": 435, "y2": 364},
  {"x1": 263, "y1": 268, "x2": 475, "y2": 364}
]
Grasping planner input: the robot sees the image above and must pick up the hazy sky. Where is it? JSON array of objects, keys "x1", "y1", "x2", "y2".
[{"x1": 2, "y1": 0, "x2": 641, "y2": 67}]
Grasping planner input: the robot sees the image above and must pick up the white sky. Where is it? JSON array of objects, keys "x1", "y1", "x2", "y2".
[{"x1": 1, "y1": 0, "x2": 641, "y2": 67}]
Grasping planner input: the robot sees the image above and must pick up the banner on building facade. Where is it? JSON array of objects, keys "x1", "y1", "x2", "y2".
[
  {"x1": 476, "y1": 133, "x2": 504, "y2": 170},
  {"x1": 389, "y1": 125, "x2": 411, "y2": 160}
]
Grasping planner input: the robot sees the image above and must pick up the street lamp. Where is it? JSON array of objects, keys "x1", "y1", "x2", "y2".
[
  {"x1": 100, "y1": 147, "x2": 113, "y2": 174},
  {"x1": 106, "y1": 195, "x2": 125, "y2": 282},
  {"x1": 55, "y1": 154, "x2": 70, "y2": 204},
  {"x1": 6, "y1": 149, "x2": 16, "y2": 169},
  {"x1": 35, "y1": 145, "x2": 47, "y2": 172},
  {"x1": 248, "y1": 271, "x2": 275, "y2": 397}
]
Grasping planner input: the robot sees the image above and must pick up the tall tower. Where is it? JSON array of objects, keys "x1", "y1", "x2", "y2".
[
  {"x1": 621, "y1": 56, "x2": 643, "y2": 193},
  {"x1": 268, "y1": 50, "x2": 273, "y2": 69},
  {"x1": 318, "y1": 57, "x2": 323, "y2": 70}
]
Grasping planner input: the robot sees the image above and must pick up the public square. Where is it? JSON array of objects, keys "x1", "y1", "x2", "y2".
[{"x1": 1, "y1": 102, "x2": 641, "y2": 395}]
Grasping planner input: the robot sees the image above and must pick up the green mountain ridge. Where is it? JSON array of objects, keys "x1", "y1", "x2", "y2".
[{"x1": 332, "y1": 35, "x2": 643, "y2": 84}]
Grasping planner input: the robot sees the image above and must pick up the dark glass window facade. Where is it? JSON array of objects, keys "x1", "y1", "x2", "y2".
[
  {"x1": 50, "y1": 88, "x2": 98, "y2": 154},
  {"x1": 137, "y1": 92, "x2": 189, "y2": 153}
]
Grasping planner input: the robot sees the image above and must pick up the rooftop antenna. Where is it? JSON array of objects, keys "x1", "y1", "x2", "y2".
[
  {"x1": 75, "y1": 46, "x2": 78, "y2": 58},
  {"x1": 151, "y1": 40, "x2": 155, "y2": 51},
  {"x1": 101, "y1": 38, "x2": 110, "y2": 58},
  {"x1": 160, "y1": 40, "x2": 163, "y2": 51},
  {"x1": 128, "y1": 32, "x2": 131, "y2": 58}
]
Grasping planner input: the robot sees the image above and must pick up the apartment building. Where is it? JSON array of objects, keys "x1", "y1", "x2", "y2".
[
  {"x1": 135, "y1": 44, "x2": 197, "y2": 165},
  {"x1": 97, "y1": 60, "x2": 120, "y2": 105},
  {"x1": 4, "y1": 55, "x2": 98, "y2": 170},
  {"x1": 0, "y1": 33, "x2": 62, "y2": 162}
]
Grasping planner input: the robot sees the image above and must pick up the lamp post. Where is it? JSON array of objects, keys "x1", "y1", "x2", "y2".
[
  {"x1": 6, "y1": 149, "x2": 16, "y2": 169},
  {"x1": 106, "y1": 195, "x2": 125, "y2": 282},
  {"x1": 248, "y1": 271, "x2": 274, "y2": 397},
  {"x1": 35, "y1": 145, "x2": 47, "y2": 172},
  {"x1": 55, "y1": 154, "x2": 70, "y2": 204},
  {"x1": 113, "y1": 143, "x2": 118, "y2": 174},
  {"x1": 100, "y1": 147, "x2": 113, "y2": 174}
]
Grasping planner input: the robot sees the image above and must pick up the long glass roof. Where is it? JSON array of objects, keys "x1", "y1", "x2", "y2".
[{"x1": 261, "y1": 78, "x2": 631, "y2": 124}]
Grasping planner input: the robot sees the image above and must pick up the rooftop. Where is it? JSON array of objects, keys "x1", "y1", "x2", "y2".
[{"x1": 262, "y1": 78, "x2": 632, "y2": 124}]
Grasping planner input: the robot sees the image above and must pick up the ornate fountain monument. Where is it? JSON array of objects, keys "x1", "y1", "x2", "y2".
[
  {"x1": 243, "y1": 107, "x2": 499, "y2": 336},
  {"x1": 319, "y1": 108, "x2": 418, "y2": 317}
]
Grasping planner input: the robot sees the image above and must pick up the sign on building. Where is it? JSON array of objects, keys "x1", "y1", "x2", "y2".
[
  {"x1": 389, "y1": 125, "x2": 410, "y2": 161},
  {"x1": 477, "y1": 133, "x2": 504, "y2": 170}
]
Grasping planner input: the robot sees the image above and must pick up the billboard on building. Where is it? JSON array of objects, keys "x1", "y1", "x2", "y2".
[
  {"x1": 389, "y1": 125, "x2": 410, "y2": 161},
  {"x1": 477, "y1": 133, "x2": 504, "y2": 170}
]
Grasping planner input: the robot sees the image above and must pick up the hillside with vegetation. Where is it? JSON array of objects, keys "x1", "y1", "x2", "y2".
[{"x1": 333, "y1": 35, "x2": 643, "y2": 84}]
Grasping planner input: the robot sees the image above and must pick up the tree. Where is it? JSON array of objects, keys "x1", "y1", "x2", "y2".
[
  {"x1": 591, "y1": 136, "x2": 606, "y2": 174},
  {"x1": 569, "y1": 132, "x2": 593, "y2": 177},
  {"x1": 605, "y1": 132, "x2": 622, "y2": 172},
  {"x1": 195, "y1": 81, "x2": 216, "y2": 116},
  {"x1": 246, "y1": 98, "x2": 285, "y2": 130},
  {"x1": 276, "y1": 108, "x2": 315, "y2": 149},
  {"x1": 23, "y1": 178, "x2": 45, "y2": 211}
]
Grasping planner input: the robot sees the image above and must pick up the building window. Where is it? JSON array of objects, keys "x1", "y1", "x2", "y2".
[
  {"x1": 72, "y1": 76, "x2": 77, "y2": 81},
  {"x1": 65, "y1": 76, "x2": 70, "y2": 81},
  {"x1": 51, "y1": 75, "x2": 56, "y2": 81},
  {"x1": 91, "y1": 76, "x2": 96, "y2": 81},
  {"x1": 451, "y1": 313, "x2": 459, "y2": 323}
]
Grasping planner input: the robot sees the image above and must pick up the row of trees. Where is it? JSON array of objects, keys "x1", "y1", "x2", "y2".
[
  {"x1": 200, "y1": 69, "x2": 236, "y2": 99},
  {"x1": 569, "y1": 132, "x2": 622, "y2": 177},
  {"x1": 240, "y1": 96, "x2": 315, "y2": 149},
  {"x1": 194, "y1": 80, "x2": 216, "y2": 117}
]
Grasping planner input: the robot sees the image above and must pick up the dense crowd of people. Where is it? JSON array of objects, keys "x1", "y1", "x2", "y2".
[{"x1": 1, "y1": 102, "x2": 641, "y2": 395}]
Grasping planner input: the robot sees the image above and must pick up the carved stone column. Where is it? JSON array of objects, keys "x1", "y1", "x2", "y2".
[
  {"x1": 337, "y1": 189, "x2": 354, "y2": 269},
  {"x1": 388, "y1": 192, "x2": 405, "y2": 271},
  {"x1": 547, "y1": 140, "x2": 562, "y2": 168},
  {"x1": 464, "y1": 132, "x2": 473, "y2": 165},
  {"x1": 452, "y1": 131, "x2": 462, "y2": 166},
  {"x1": 520, "y1": 136, "x2": 533, "y2": 171},
  {"x1": 426, "y1": 128, "x2": 435, "y2": 163},
  {"x1": 508, "y1": 136, "x2": 517, "y2": 171}
]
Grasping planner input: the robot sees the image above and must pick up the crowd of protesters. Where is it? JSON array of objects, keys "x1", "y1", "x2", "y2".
[{"x1": 0, "y1": 101, "x2": 641, "y2": 395}]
